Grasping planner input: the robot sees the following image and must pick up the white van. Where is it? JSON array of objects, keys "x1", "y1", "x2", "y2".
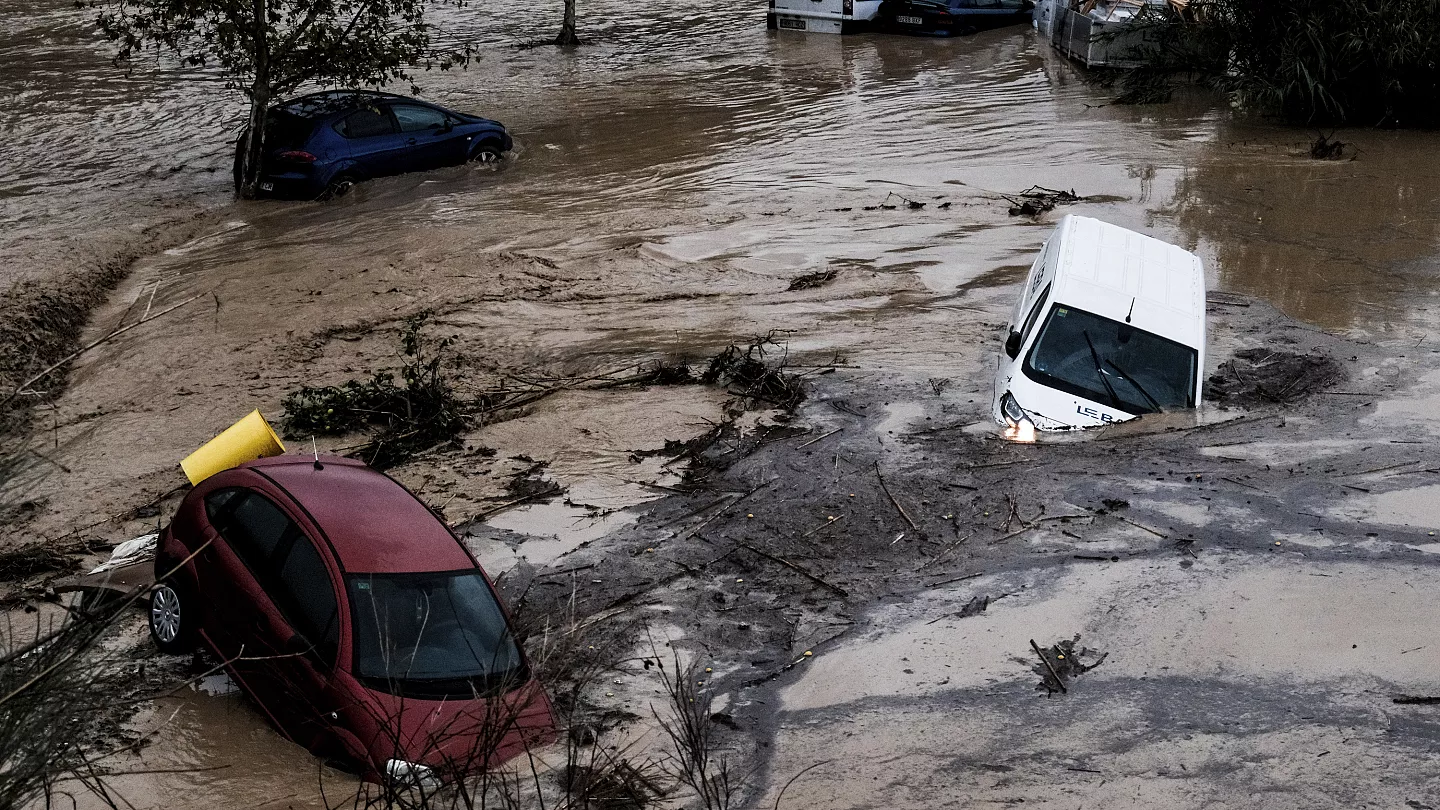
[
  {"x1": 992, "y1": 215, "x2": 1205, "y2": 438},
  {"x1": 768, "y1": 0, "x2": 883, "y2": 34}
]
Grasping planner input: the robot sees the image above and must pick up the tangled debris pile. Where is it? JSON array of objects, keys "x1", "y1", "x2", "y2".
[
  {"x1": 787, "y1": 269, "x2": 837, "y2": 291},
  {"x1": 1205, "y1": 347, "x2": 1344, "y2": 408},
  {"x1": 283, "y1": 324, "x2": 806, "y2": 469},
  {"x1": 701, "y1": 335, "x2": 806, "y2": 412},
  {"x1": 1029, "y1": 635, "x2": 1107, "y2": 695},
  {"x1": 1004, "y1": 186, "x2": 1084, "y2": 216}
]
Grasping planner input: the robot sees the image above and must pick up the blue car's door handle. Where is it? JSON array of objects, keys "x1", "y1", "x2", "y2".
[{"x1": 405, "y1": 138, "x2": 417, "y2": 145}]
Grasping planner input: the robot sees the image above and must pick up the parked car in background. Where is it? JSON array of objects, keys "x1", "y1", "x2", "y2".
[
  {"x1": 768, "y1": 0, "x2": 884, "y2": 34},
  {"x1": 233, "y1": 91, "x2": 513, "y2": 200},
  {"x1": 877, "y1": 0, "x2": 1032, "y2": 35},
  {"x1": 148, "y1": 454, "x2": 553, "y2": 784},
  {"x1": 992, "y1": 214, "x2": 1206, "y2": 439}
]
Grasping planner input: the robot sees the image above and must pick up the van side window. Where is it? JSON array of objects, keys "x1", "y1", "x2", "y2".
[
  {"x1": 273, "y1": 534, "x2": 340, "y2": 668},
  {"x1": 1020, "y1": 283, "x2": 1052, "y2": 342}
]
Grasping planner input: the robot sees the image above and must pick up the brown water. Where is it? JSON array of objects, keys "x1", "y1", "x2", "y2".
[{"x1": 6, "y1": 0, "x2": 1440, "y2": 805}]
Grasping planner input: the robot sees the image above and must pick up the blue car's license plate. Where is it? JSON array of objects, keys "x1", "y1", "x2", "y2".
[
  {"x1": 897, "y1": 14, "x2": 924, "y2": 24},
  {"x1": 260, "y1": 182, "x2": 274, "y2": 191}
]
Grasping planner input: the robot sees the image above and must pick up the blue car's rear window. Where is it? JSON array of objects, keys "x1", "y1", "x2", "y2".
[{"x1": 265, "y1": 111, "x2": 316, "y2": 149}]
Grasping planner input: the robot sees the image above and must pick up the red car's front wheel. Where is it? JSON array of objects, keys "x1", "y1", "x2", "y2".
[{"x1": 149, "y1": 581, "x2": 196, "y2": 654}]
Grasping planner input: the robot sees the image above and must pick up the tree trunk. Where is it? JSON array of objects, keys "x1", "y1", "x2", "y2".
[
  {"x1": 238, "y1": 0, "x2": 271, "y2": 199},
  {"x1": 555, "y1": 0, "x2": 580, "y2": 47}
]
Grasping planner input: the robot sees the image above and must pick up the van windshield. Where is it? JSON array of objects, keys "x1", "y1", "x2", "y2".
[
  {"x1": 349, "y1": 571, "x2": 526, "y2": 699},
  {"x1": 1022, "y1": 304, "x2": 1196, "y2": 414}
]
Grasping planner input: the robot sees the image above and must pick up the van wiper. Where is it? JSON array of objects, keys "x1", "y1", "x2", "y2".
[
  {"x1": 1105, "y1": 358, "x2": 1163, "y2": 413},
  {"x1": 1082, "y1": 330, "x2": 1123, "y2": 409}
]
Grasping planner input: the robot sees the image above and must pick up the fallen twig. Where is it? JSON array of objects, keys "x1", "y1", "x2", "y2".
[
  {"x1": 874, "y1": 462, "x2": 919, "y2": 532},
  {"x1": 2, "y1": 290, "x2": 211, "y2": 409},
  {"x1": 925, "y1": 571, "x2": 983, "y2": 589},
  {"x1": 737, "y1": 542, "x2": 848, "y2": 597},
  {"x1": 916, "y1": 535, "x2": 972, "y2": 571},
  {"x1": 798, "y1": 428, "x2": 842, "y2": 449},
  {"x1": 1031, "y1": 639, "x2": 1067, "y2": 694},
  {"x1": 1112, "y1": 514, "x2": 1168, "y2": 539}
]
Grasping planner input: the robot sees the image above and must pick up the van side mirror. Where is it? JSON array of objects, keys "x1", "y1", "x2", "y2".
[{"x1": 1004, "y1": 330, "x2": 1022, "y2": 359}]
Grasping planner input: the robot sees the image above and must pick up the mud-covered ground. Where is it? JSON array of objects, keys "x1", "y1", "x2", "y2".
[{"x1": 5, "y1": 0, "x2": 1440, "y2": 805}]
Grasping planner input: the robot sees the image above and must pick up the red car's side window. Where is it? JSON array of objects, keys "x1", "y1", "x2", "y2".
[
  {"x1": 204, "y1": 487, "x2": 341, "y2": 669},
  {"x1": 273, "y1": 534, "x2": 341, "y2": 668}
]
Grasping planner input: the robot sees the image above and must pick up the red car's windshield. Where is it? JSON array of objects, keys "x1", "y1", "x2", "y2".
[{"x1": 348, "y1": 571, "x2": 525, "y2": 698}]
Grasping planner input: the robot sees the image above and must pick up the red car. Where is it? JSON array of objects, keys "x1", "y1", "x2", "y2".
[{"x1": 148, "y1": 455, "x2": 553, "y2": 784}]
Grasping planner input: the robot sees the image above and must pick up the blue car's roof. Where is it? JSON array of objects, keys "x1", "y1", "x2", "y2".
[{"x1": 278, "y1": 91, "x2": 416, "y2": 120}]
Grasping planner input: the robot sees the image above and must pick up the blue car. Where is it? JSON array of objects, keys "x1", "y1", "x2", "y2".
[{"x1": 234, "y1": 91, "x2": 513, "y2": 200}]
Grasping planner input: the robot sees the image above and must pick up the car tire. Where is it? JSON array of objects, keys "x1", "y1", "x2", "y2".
[
  {"x1": 149, "y1": 579, "x2": 195, "y2": 654},
  {"x1": 470, "y1": 142, "x2": 504, "y2": 166},
  {"x1": 318, "y1": 174, "x2": 357, "y2": 201}
]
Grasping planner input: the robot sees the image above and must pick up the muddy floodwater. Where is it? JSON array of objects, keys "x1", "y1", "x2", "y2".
[{"x1": 5, "y1": 0, "x2": 1440, "y2": 806}]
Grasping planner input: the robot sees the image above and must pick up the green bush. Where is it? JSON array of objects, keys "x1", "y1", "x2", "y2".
[{"x1": 1124, "y1": 0, "x2": 1440, "y2": 127}]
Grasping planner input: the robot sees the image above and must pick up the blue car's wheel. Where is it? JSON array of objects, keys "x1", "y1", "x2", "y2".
[
  {"x1": 470, "y1": 142, "x2": 503, "y2": 165},
  {"x1": 318, "y1": 174, "x2": 357, "y2": 201}
]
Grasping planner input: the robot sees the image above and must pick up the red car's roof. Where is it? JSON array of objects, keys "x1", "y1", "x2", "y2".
[{"x1": 240, "y1": 456, "x2": 473, "y2": 574}]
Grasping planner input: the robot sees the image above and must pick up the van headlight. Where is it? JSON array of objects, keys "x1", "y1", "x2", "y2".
[
  {"x1": 386, "y1": 759, "x2": 442, "y2": 790},
  {"x1": 999, "y1": 392, "x2": 1037, "y2": 443},
  {"x1": 1000, "y1": 392, "x2": 1028, "y2": 426}
]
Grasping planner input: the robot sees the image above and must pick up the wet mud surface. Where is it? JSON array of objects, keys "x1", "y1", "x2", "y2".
[{"x1": 4, "y1": 0, "x2": 1440, "y2": 805}]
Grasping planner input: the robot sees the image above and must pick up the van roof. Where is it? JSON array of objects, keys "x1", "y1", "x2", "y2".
[{"x1": 1049, "y1": 215, "x2": 1205, "y2": 348}]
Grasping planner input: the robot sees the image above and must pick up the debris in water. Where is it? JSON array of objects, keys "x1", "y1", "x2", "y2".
[
  {"x1": 862, "y1": 192, "x2": 926, "y2": 211},
  {"x1": 1310, "y1": 132, "x2": 1349, "y2": 160},
  {"x1": 1029, "y1": 635, "x2": 1106, "y2": 695},
  {"x1": 1206, "y1": 348, "x2": 1344, "y2": 408},
  {"x1": 0, "y1": 543, "x2": 71, "y2": 581},
  {"x1": 956, "y1": 594, "x2": 990, "y2": 617},
  {"x1": 282, "y1": 315, "x2": 468, "y2": 468},
  {"x1": 1003, "y1": 186, "x2": 1083, "y2": 217},
  {"x1": 787, "y1": 268, "x2": 838, "y2": 291},
  {"x1": 701, "y1": 334, "x2": 806, "y2": 411}
]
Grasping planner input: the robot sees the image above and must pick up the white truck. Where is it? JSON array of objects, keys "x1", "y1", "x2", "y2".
[
  {"x1": 768, "y1": 0, "x2": 884, "y2": 34},
  {"x1": 992, "y1": 215, "x2": 1206, "y2": 439}
]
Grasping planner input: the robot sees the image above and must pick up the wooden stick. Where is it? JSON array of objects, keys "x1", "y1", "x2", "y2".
[
  {"x1": 874, "y1": 462, "x2": 919, "y2": 531},
  {"x1": 2, "y1": 291, "x2": 210, "y2": 409},
  {"x1": 1113, "y1": 514, "x2": 1168, "y2": 539},
  {"x1": 738, "y1": 542, "x2": 848, "y2": 597},
  {"x1": 925, "y1": 571, "x2": 983, "y2": 589},
  {"x1": 1031, "y1": 639, "x2": 1067, "y2": 694},
  {"x1": 797, "y1": 427, "x2": 842, "y2": 448},
  {"x1": 801, "y1": 514, "x2": 844, "y2": 538}
]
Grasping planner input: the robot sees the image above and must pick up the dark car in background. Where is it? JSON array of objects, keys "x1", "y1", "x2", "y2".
[
  {"x1": 148, "y1": 455, "x2": 553, "y2": 784},
  {"x1": 877, "y1": 0, "x2": 1032, "y2": 35},
  {"x1": 234, "y1": 91, "x2": 513, "y2": 200}
]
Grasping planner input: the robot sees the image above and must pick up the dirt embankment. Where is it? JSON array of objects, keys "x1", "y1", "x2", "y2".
[{"x1": 0, "y1": 212, "x2": 220, "y2": 439}]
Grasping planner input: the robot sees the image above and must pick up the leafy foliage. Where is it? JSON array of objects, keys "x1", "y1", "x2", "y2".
[
  {"x1": 282, "y1": 315, "x2": 470, "y2": 468},
  {"x1": 1119, "y1": 0, "x2": 1440, "y2": 126}
]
